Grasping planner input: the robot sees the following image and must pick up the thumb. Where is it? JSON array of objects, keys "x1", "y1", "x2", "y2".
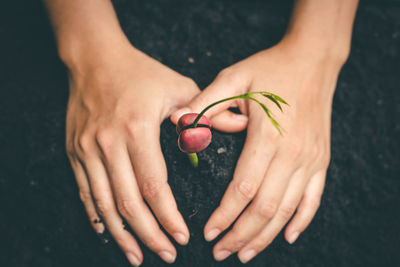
[{"x1": 171, "y1": 71, "x2": 249, "y2": 132}]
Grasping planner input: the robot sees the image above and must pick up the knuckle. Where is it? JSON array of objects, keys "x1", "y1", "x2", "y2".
[
  {"x1": 142, "y1": 178, "x2": 165, "y2": 200},
  {"x1": 255, "y1": 201, "x2": 278, "y2": 221},
  {"x1": 277, "y1": 205, "x2": 296, "y2": 221},
  {"x1": 236, "y1": 180, "x2": 257, "y2": 201},
  {"x1": 126, "y1": 123, "x2": 138, "y2": 142},
  {"x1": 77, "y1": 132, "x2": 93, "y2": 154},
  {"x1": 117, "y1": 198, "x2": 140, "y2": 218},
  {"x1": 126, "y1": 120, "x2": 152, "y2": 142},
  {"x1": 95, "y1": 198, "x2": 113, "y2": 216},
  {"x1": 287, "y1": 142, "x2": 303, "y2": 162},
  {"x1": 95, "y1": 127, "x2": 114, "y2": 151}
]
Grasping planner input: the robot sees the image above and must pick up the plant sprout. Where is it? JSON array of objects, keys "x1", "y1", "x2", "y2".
[{"x1": 176, "y1": 91, "x2": 289, "y2": 167}]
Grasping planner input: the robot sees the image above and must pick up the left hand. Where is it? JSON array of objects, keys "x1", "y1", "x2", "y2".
[{"x1": 171, "y1": 40, "x2": 346, "y2": 263}]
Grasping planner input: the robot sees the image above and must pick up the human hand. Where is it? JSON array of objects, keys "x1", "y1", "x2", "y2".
[
  {"x1": 64, "y1": 46, "x2": 245, "y2": 265},
  {"x1": 171, "y1": 40, "x2": 347, "y2": 263}
]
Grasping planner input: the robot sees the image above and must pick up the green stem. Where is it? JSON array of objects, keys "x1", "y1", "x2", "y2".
[
  {"x1": 187, "y1": 153, "x2": 198, "y2": 168},
  {"x1": 191, "y1": 91, "x2": 288, "y2": 134},
  {"x1": 192, "y1": 93, "x2": 252, "y2": 127}
]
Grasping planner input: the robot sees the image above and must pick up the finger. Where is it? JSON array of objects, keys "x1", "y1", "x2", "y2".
[
  {"x1": 210, "y1": 110, "x2": 248, "y2": 133},
  {"x1": 212, "y1": 151, "x2": 297, "y2": 261},
  {"x1": 237, "y1": 168, "x2": 309, "y2": 263},
  {"x1": 170, "y1": 70, "x2": 249, "y2": 122},
  {"x1": 127, "y1": 125, "x2": 190, "y2": 246},
  {"x1": 96, "y1": 134, "x2": 177, "y2": 264},
  {"x1": 171, "y1": 107, "x2": 248, "y2": 134},
  {"x1": 82, "y1": 157, "x2": 143, "y2": 266},
  {"x1": 203, "y1": 128, "x2": 276, "y2": 242},
  {"x1": 70, "y1": 158, "x2": 104, "y2": 234},
  {"x1": 284, "y1": 170, "x2": 326, "y2": 244}
]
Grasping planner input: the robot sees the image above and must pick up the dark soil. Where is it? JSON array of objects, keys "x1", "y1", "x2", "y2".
[{"x1": 0, "y1": 0, "x2": 399, "y2": 266}]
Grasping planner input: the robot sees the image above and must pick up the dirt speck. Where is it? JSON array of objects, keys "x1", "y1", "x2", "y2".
[{"x1": 217, "y1": 147, "x2": 227, "y2": 154}]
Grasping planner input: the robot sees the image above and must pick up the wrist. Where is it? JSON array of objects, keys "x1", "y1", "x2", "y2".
[
  {"x1": 58, "y1": 31, "x2": 134, "y2": 74},
  {"x1": 279, "y1": 32, "x2": 350, "y2": 70},
  {"x1": 278, "y1": 0, "x2": 358, "y2": 69}
]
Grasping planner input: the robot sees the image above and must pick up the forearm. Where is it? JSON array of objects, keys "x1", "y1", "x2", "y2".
[
  {"x1": 43, "y1": 0, "x2": 132, "y2": 70},
  {"x1": 282, "y1": 0, "x2": 359, "y2": 65}
]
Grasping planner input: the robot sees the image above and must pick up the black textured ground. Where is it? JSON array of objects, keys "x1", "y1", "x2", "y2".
[{"x1": 0, "y1": 1, "x2": 399, "y2": 267}]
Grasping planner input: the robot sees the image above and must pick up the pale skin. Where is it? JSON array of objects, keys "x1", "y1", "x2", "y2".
[{"x1": 44, "y1": 0, "x2": 358, "y2": 266}]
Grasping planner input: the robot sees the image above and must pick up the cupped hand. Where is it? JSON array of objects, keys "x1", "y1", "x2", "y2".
[
  {"x1": 65, "y1": 47, "x2": 244, "y2": 265},
  {"x1": 171, "y1": 41, "x2": 346, "y2": 263}
]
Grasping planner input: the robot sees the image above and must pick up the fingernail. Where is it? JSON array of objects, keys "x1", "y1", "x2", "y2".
[
  {"x1": 173, "y1": 232, "x2": 188, "y2": 245},
  {"x1": 205, "y1": 228, "x2": 221, "y2": 241},
  {"x1": 214, "y1": 250, "x2": 231, "y2": 261},
  {"x1": 288, "y1": 231, "x2": 299, "y2": 244},
  {"x1": 239, "y1": 249, "x2": 257, "y2": 264},
  {"x1": 126, "y1": 252, "x2": 141, "y2": 266},
  {"x1": 158, "y1": 251, "x2": 176, "y2": 263}
]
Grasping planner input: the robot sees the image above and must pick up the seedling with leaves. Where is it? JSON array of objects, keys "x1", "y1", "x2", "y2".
[{"x1": 176, "y1": 91, "x2": 289, "y2": 167}]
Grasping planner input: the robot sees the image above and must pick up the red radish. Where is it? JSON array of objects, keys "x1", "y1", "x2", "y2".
[{"x1": 176, "y1": 113, "x2": 212, "y2": 153}]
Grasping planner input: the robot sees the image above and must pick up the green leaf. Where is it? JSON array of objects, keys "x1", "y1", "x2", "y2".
[
  {"x1": 256, "y1": 100, "x2": 270, "y2": 116},
  {"x1": 264, "y1": 106, "x2": 281, "y2": 134},
  {"x1": 270, "y1": 93, "x2": 289, "y2": 106},
  {"x1": 263, "y1": 94, "x2": 282, "y2": 111},
  {"x1": 255, "y1": 100, "x2": 282, "y2": 135},
  {"x1": 268, "y1": 115, "x2": 282, "y2": 135},
  {"x1": 249, "y1": 91, "x2": 289, "y2": 108}
]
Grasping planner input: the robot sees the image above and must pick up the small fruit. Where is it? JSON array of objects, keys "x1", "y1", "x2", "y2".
[{"x1": 176, "y1": 113, "x2": 212, "y2": 153}]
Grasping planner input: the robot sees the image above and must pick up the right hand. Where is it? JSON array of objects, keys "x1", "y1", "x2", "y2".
[{"x1": 64, "y1": 46, "x2": 245, "y2": 266}]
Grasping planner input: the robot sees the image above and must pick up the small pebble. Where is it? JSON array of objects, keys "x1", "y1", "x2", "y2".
[
  {"x1": 217, "y1": 147, "x2": 227, "y2": 154},
  {"x1": 188, "y1": 57, "x2": 195, "y2": 63},
  {"x1": 98, "y1": 230, "x2": 112, "y2": 244},
  {"x1": 98, "y1": 234, "x2": 110, "y2": 244}
]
